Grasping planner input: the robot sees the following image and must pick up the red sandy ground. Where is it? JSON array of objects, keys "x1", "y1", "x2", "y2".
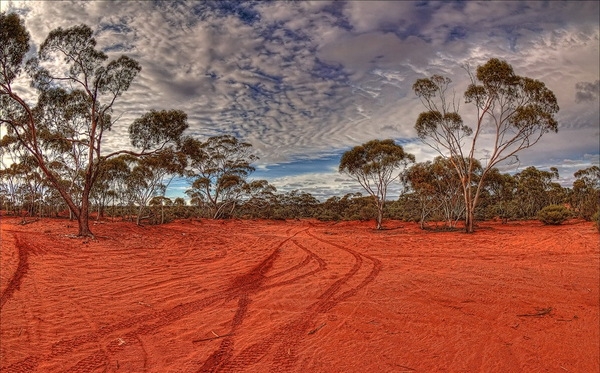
[{"x1": 0, "y1": 216, "x2": 598, "y2": 373}]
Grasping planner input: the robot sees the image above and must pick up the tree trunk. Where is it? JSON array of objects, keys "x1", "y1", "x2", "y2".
[
  {"x1": 77, "y1": 212, "x2": 93, "y2": 237},
  {"x1": 229, "y1": 201, "x2": 236, "y2": 217},
  {"x1": 465, "y1": 176, "x2": 485, "y2": 234},
  {"x1": 77, "y1": 185, "x2": 94, "y2": 237},
  {"x1": 136, "y1": 204, "x2": 144, "y2": 226},
  {"x1": 98, "y1": 202, "x2": 105, "y2": 220},
  {"x1": 376, "y1": 200, "x2": 384, "y2": 230},
  {"x1": 77, "y1": 199, "x2": 93, "y2": 237},
  {"x1": 463, "y1": 181, "x2": 475, "y2": 234},
  {"x1": 465, "y1": 207, "x2": 475, "y2": 233},
  {"x1": 161, "y1": 203, "x2": 165, "y2": 225}
]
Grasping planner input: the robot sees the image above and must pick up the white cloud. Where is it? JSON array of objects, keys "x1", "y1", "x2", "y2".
[{"x1": 343, "y1": 2, "x2": 417, "y2": 34}]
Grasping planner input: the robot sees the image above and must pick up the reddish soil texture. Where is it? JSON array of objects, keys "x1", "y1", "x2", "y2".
[{"x1": 1, "y1": 217, "x2": 598, "y2": 373}]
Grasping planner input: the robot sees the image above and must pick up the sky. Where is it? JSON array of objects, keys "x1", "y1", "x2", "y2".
[{"x1": 2, "y1": 0, "x2": 599, "y2": 201}]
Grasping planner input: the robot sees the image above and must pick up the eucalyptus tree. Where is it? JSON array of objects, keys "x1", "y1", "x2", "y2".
[
  {"x1": 0, "y1": 162, "x2": 25, "y2": 215},
  {"x1": 148, "y1": 196, "x2": 173, "y2": 225},
  {"x1": 318, "y1": 192, "x2": 365, "y2": 221},
  {"x1": 481, "y1": 168, "x2": 518, "y2": 222},
  {"x1": 570, "y1": 166, "x2": 600, "y2": 220},
  {"x1": 0, "y1": 13, "x2": 188, "y2": 236},
  {"x1": 125, "y1": 149, "x2": 187, "y2": 225},
  {"x1": 413, "y1": 58, "x2": 559, "y2": 232},
  {"x1": 513, "y1": 166, "x2": 562, "y2": 218},
  {"x1": 402, "y1": 163, "x2": 438, "y2": 228},
  {"x1": 0, "y1": 161, "x2": 25, "y2": 215},
  {"x1": 12, "y1": 155, "x2": 49, "y2": 218},
  {"x1": 184, "y1": 135, "x2": 262, "y2": 219},
  {"x1": 405, "y1": 157, "x2": 471, "y2": 228},
  {"x1": 0, "y1": 134, "x2": 31, "y2": 215},
  {"x1": 339, "y1": 139, "x2": 415, "y2": 229},
  {"x1": 90, "y1": 155, "x2": 131, "y2": 219},
  {"x1": 240, "y1": 180, "x2": 277, "y2": 218},
  {"x1": 272, "y1": 190, "x2": 320, "y2": 219},
  {"x1": 173, "y1": 197, "x2": 186, "y2": 206}
]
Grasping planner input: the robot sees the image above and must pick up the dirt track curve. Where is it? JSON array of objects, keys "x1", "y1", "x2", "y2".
[
  {"x1": 0, "y1": 237, "x2": 30, "y2": 310},
  {"x1": 1, "y1": 217, "x2": 598, "y2": 372},
  {"x1": 1, "y1": 220, "x2": 383, "y2": 372}
]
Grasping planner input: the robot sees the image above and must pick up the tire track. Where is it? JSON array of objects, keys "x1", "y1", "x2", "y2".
[
  {"x1": 306, "y1": 229, "x2": 382, "y2": 313},
  {"x1": 193, "y1": 230, "x2": 328, "y2": 373},
  {"x1": 195, "y1": 229, "x2": 308, "y2": 373},
  {"x1": 1, "y1": 235, "x2": 30, "y2": 310},
  {"x1": 262, "y1": 239, "x2": 327, "y2": 290},
  {"x1": 268, "y1": 229, "x2": 382, "y2": 370},
  {"x1": 1, "y1": 227, "x2": 308, "y2": 373},
  {"x1": 2, "y1": 225, "x2": 381, "y2": 373},
  {"x1": 199, "y1": 226, "x2": 382, "y2": 373}
]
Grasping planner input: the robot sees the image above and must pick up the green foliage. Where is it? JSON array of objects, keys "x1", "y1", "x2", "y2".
[
  {"x1": 513, "y1": 166, "x2": 565, "y2": 218},
  {"x1": 272, "y1": 190, "x2": 319, "y2": 220},
  {"x1": 537, "y1": 205, "x2": 571, "y2": 225},
  {"x1": 404, "y1": 157, "x2": 471, "y2": 228},
  {"x1": 570, "y1": 166, "x2": 600, "y2": 220},
  {"x1": 123, "y1": 150, "x2": 188, "y2": 225},
  {"x1": 0, "y1": 13, "x2": 185, "y2": 236},
  {"x1": 414, "y1": 111, "x2": 471, "y2": 139},
  {"x1": 185, "y1": 135, "x2": 267, "y2": 219},
  {"x1": 339, "y1": 139, "x2": 415, "y2": 176},
  {"x1": 129, "y1": 110, "x2": 189, "y2": 152},
  {"x1": 478, "y1": 168, "x2": 518, "y2": 222},
  {"x1": 315, "y1": 210, "x2": 340, "y2": 222},
  {"x1": 315, "y1": 193, "x2": 373, "y2": 222},
  {"x1": 339, "y1": 139, "x2": 414, "y2": 229},
  {"x1": 413, "y1": 58, "x2": 559, "y2": 233},
  {"x1": 0, "y1": 12, "x2": 30, "y2": 85}
]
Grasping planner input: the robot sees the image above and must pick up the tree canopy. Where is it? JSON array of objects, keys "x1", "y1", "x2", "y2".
[
  {"x1": 184, "y1": 135, "x2": 269, "y2": 219},
  {"x1": 413, "y1": 58, "x2": 559, "y2": 232},
  {"x1": 0, "y1": 13, "x2": 188, "y2": 236},
  {"x1": 339, "y1": 139, "x2": 414, "y2": 229}
]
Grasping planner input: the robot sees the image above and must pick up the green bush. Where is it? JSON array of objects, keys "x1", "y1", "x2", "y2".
[
  {"x1": 316, "y1": 211, "x2": 341, "y2": 221},
  {"x1": 537, "y1": 205, "x2": 571, "y2": 225}
]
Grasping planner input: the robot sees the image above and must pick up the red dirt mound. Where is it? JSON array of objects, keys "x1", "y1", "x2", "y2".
[{"x1": 1, "y1": 217, "x2": 598, "y2": 372}]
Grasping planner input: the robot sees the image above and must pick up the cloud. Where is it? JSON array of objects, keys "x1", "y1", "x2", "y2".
[
  {"x1": 575, "y1": 80, "x2": 600, "y2": 103},
  {"x1": 2, "y1": 0, "x2": 598, "y2": 197}
]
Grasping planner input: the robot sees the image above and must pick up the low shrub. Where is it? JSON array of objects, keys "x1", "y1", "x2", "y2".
[
  {"x1": 537, "y1": 205, "x2": 571, "y2": 225},
  {"x1": 316, "y1": 212, "x2": 341, "y2": 221}
]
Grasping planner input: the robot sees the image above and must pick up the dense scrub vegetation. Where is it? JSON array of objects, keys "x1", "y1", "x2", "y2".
[{"x1": 1, "y1": 164, "x2": 598, "y2": 228}]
